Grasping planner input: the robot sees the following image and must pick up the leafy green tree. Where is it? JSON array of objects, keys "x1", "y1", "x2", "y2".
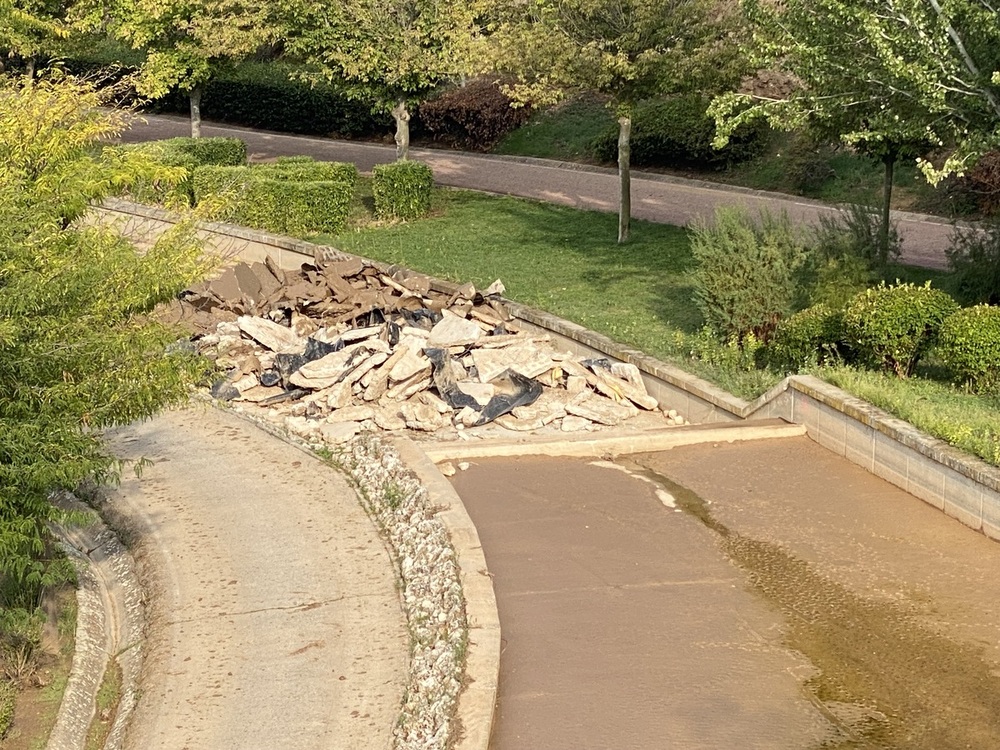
[
  {"x1": 0, "y1": 0, "x2": 69, "y2": 78},
  {"x1": 0, "y1": 76, "x2": 207, "y2": 619},
  {"x1": 283, "y1": 0, "x2": 485, "y2": 160},
  {"x1": 712, "y1": 0, "x2": 1000, "y2": 263},
  {"x1": 78, "y1": 0, "x2": 278, "y2": 136},
  {"x1": 488, "y1": 0, "x2": 744, "y2": 243}
]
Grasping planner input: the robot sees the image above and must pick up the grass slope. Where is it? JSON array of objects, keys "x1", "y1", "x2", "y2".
[{"x1": 323, "y1": 184, "x2": 998, "y2": 466}]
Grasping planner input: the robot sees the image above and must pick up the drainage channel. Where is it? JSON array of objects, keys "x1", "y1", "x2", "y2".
[{"x1": 449, "y1": 438, "x2": 1000, "y2": 749}]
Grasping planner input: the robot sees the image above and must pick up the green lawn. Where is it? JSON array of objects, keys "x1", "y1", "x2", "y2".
[
  {"x1": 324, "y1": 187, "x2": 779, "y2": 397},
  {"x1": 319, "y1": 184, "x2": 998, "y2": 466},
  {"x1": 493, "y1": 97, "x2": 615, "y2": 163}
]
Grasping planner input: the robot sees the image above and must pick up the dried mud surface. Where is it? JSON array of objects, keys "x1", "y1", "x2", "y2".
[{"x1": 631, "y1": 436, "x2": 1000, "y2": 750}]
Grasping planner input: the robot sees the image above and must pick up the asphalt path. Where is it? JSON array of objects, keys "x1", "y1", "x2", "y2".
[
  {"x1": 103, "y1": 405, "x2": 408, "y2": 750},
  {"x1": 119, "y1": 113, "x2": 955, "y2": 270}
]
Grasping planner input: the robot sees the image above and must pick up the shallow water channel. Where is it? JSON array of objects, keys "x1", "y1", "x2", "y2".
[{"x1": 450, "y1": 436, "x2": 1000, "y2": 749}]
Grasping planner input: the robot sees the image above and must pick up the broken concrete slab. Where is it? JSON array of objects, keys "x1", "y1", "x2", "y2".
[{"x1": 237, "y1": 316, "x2": 304, "y2": 354}]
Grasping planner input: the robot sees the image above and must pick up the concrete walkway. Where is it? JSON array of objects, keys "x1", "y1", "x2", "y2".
[
  {"x1": 103, "y1": 405, "x2": 408, "y2": 750},
  {"x1": 119, "y1": 114, "x2": 955, "y2": 270}
]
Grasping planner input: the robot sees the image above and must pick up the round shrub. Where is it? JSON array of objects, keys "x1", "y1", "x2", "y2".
[
  {"x1": 937, "y1": 305, "x2": 1000, "y2": 393},
  {"x1": 691, "y1": 207, "x2": 807, "y2": 345},
  {"x1": 842, "y1": 282, "x2": 958, "y2": 378},
  {"x1": 592, "y1": 94, "x2": 770, "y2": 169},
  {"x1": 418, "y1": 79, "x2": 533, "y2": 151},
  {"x1": 767, "y1": 304, "x2": 846, "y2": 373}
]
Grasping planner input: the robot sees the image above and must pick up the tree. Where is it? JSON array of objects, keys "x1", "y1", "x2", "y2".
[
  {"x1": 712, "y1": 0, "x2": 1000, "y2": 264},
  {"x1": 80, "y1": 0, "x2": 278, "y2": 136},
  {"x1": 283, "y1": 0, "x2": 485, "y2": 160},
  {"x1": 488, "y1": 0, "x2": 744, "y2": 243},
  {"x1": 0, "y1": 76, "x2": 207, "y2": 625},
  {"x1": 0, "y1": 0, "x2": 69, "y2": 78}
]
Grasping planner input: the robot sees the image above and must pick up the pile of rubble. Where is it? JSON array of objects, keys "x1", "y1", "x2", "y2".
[{"x1": 180, "y1": 256, "x2": 685, "y2": 443}]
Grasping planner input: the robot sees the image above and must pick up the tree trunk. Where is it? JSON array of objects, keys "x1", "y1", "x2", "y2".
[
  {"x1": 25, "y1": 57, "x2": 35, "y2": 81},
  {"x1": 392, "y1": 100, "x2": 411, "y2": 161},
  {"x1": 189, "y1": 85, "x2": 204, "y2": 139},
  {"x1": 617, "y1": 114, "x2": 632, "y2": 244},
  {"x1": 879, "y1": 153, "x2": 895, "y2": 267}
]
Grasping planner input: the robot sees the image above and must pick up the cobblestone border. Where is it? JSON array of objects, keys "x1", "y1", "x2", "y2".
[{"x1": 48, "y1": 493, "x2": 144, "y2": 750}]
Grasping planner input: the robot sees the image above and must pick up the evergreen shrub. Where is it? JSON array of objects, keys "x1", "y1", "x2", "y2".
[
  {"x1": 691, "y1": 207, "x2": 806, "y2": 344},
  {"x1": 767, "y1": 304, "x2": 846, "y2": 372},
  {"x1": 372, "y1": 161, "x2": 434, "y2": 220},
  {"x1": 418, "y1": 79, "x2": 533, "y2": 151},
  {"x1": 192, "y1": 161, "x2": 356, "y2": 235},
  {"x1": 842, "y1": 282, "x2": 958, "y2": 377},
  {"x1": 937, "y1": 305, "x2": 1000, "y2": 393}
]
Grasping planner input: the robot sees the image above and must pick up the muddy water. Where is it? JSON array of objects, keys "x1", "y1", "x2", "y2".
[{"x1": 628, "y1": 437, "x2": 1000, "y2": 750}]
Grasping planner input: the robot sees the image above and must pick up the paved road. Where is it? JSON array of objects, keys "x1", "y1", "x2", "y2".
[
  {"x1": 451, "y1": 437, "x2": 1000, "y2": 749},
  {"x1": 104, "y1": 405, "x2": 408, "y2": 750},
  {"x1": 119, "y1": 114, "x2": 955, "y2": 270}
]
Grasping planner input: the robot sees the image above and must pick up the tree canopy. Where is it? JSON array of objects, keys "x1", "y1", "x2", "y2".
[
  {"x1": 0, "y1": 75, "x2": 208, "y2": 612},
  {"x1": 283, "y1": 0, "x2": 486, "y2": 159},
  {"x1": 488, "y1": 0, "x2": 745, "y2": 242},
  {"x1": 78, "y1": 0, "x2": 278, "y2": 136},
  {"x1": 712, "y1": 0, "x2": 1000, "y2": 183}
]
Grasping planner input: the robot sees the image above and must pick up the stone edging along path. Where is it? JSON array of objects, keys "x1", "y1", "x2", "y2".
[{"x1": 94, "y1": 197, "x2": 1000, "y2": 543}]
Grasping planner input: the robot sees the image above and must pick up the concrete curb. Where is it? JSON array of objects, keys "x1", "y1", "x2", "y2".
[
  {"x1": 420, "y1": 420, "x2": 807, "y2": 462},
  {"x1": 390, "y1": 438, "x2": 499, "y2": 750}
]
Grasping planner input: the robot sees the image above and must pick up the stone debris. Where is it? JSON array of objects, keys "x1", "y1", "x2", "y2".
[{"x1": 180, "y1": 257, "x2": 687, "y2": 440}]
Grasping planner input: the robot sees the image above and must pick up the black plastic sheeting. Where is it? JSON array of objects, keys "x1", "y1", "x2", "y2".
[{"x1": 425, "y1": 347, "x2": 542, "y2": 426}]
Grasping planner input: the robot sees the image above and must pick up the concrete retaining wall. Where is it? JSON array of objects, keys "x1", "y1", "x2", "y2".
[{"x1": 93, "y1": 199, "x2": 1000, "y2": 542}]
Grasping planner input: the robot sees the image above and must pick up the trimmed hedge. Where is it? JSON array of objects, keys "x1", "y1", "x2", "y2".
[
  {"x1": 372, "y1": 161, "x2": 434, "y2": 220},
  {"x1": 106, "y1": 137, "x2": 247, "y2": 204},
  {"x1": 937, "y1": 305, "x2": 1000, "y2": 393},
  {"x1": 842, "y1": 281, "x2": 958, "y2": 378},
  {"x1": 593, "y1": 94, "x2": 771, "y2": 169},
  {"x1": 418, "y1": 79, "x2": 533, "y2": 151},
  {"x1": 192, "y1": 160, "x2": 357, "y2": 235},
  {"x1": 149, "y1": 62, "x2": 390, "y2": 138}
]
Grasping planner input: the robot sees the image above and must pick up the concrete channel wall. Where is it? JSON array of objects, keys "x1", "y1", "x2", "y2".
[{"x1": 94, "y1": 198, "x2": 1000, "y2": 542}]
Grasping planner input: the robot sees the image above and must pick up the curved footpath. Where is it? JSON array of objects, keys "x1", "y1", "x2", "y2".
[
  {"x1": 100, "y1": 404, "x2": 408, "y2": 750},
  {"x1": 120, "y1": 114, "x2": 954, "y2": 270}
]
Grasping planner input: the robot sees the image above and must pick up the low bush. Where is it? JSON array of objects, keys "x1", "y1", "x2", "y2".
[
  {"x1": 813, "y1": 203, "x2": 901, "y2": 270},
  {"x1": 936, "y1": 305, "x2": 1000, "y2": 393},
  {"x1": 691, "y1": 207, "x2": 807, "y2": 344},
  {"x1": 372, "y1": 161, "x2": 434, "y2": 220},
  {"x1": 946, "y1": 219, "x2": 1000, "y2": 305},
  {"x1": 0, "y1": 679, "x2": 14, "y2": 739},
  {"x1": 108, "y1": 137, "x2": 247, "y2": 204},
  {"x1": 842, "y1": 281, "x2": 958, "y2": 378},
  {"x1": 192, "y1": 161, "x2": 356, "y2": 235},
  {"x1": 419, "y1": 79, "x2": 533, "y2": 151},
  {"x1": 767, "y1": 304, "x2": 846, "y2": 373},
  {"x1": 947, "y1": 150, "x2": 1000, "y2": 216},
  {"x1": 592, "y1": 94, "x2": 771, "y2": 169},
  {"x1": 252, "y1": 159, "x2": 358, "y2": 186}
]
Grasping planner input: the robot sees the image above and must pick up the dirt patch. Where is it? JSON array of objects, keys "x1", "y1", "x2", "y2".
[{"x1": 1, "y1": 586, "x2": 76, "y2": 750}]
